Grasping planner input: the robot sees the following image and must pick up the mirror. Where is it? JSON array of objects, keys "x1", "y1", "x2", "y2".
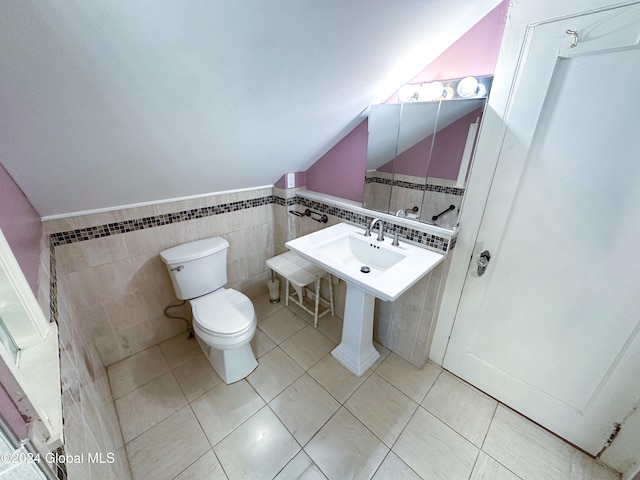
[{"x1": 363, "y1": 76, "x2": 491, "y2": 229}]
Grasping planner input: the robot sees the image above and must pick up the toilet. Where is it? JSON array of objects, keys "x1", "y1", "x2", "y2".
[{"x1": 160, "y1": 237, "x2": 258, "y2": 384}]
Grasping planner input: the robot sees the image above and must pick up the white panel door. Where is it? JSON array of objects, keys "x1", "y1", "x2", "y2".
[{"x1": 444, "y1": 3, "x2": 640, "y2": 456}]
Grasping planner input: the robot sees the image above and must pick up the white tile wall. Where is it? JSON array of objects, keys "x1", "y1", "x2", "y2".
[
  {"x1": 42, "y1": 185, "x2": 456, "y2": 479},
  {"x1": 42, "y1": 188, "x2": 275, "y2": 479},
  {"x1": 48, "y1": 258, "x2": 131, "y2": 479},
  {"x1": 48, "y1": 188, "x2": 275, "y2": 368}
]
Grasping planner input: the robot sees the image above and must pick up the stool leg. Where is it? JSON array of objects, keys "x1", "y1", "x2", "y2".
[
  {"x1": 328, "y1": 275, "x2": 335, "y2": 316},
  {"x1": 285, "y1": 279, "x2": 290, "y2": 307},
  {"x1": 313, "y1": 278, "x2": 321, "y2": 328}
]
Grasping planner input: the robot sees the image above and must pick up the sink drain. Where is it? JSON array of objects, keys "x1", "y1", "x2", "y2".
[{"x1": 360, "y1": 266, "x2": 371, "y2": 273}]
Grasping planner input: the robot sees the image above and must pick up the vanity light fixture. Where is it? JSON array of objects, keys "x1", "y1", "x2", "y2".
[
  {"x1": 397, "y1": 81, "x2": 444, "y2": 102},
  {"x1": 396, "y1": 75, "x2": 492, "y2": 103}
]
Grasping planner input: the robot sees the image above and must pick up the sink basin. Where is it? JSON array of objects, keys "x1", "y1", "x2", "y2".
[
  {"x1": 286, "y1": 222, "x2": 444, "y2": 376},
  {"x1": 314, "y1": 233, "x2": 405, "y2": 278},
  {"x1": 286, "y1": 222, "x2": 444, "y2": 302}
]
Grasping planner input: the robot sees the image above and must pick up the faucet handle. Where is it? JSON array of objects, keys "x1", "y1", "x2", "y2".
[
  {"x1": 364, "y1": 223, "x2": 371, "y2": 237},
  {"x1": 392, "y1": 231, "x2": 400, "y2": 247}
]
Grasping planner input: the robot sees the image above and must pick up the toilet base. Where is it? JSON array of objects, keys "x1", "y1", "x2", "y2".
[{"x1": 197, "y1": 337, "x2": 258, "y2": 384}]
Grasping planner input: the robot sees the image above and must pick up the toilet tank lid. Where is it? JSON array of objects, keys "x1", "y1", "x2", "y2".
[{"x1": 160, "y1": 237, "x2": 229, "y2": 264}]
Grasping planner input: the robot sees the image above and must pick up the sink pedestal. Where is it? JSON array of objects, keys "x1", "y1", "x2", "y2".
[
  {"x1": 332, "y1": 282, "x2": 380, "y2": 376},
  {"x1": 285, "y1": 222, "x2": 444, "y2": 376}
]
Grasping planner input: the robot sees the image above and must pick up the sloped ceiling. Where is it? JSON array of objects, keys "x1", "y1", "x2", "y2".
[{"x1": 0, "y1": 0, "x2": 502, "y2": 217}]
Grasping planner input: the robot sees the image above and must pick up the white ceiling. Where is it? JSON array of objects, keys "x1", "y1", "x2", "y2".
[{"x1": 0, "y1": 0, "x2": 502, "y2": 217}]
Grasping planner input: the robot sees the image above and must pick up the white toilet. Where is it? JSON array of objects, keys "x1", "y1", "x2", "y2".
[{"x1": 160, "y1": 237, "x2": 258, "y2": 384}]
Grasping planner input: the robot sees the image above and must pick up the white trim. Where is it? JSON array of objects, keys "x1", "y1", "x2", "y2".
[
  {"x1": 0, "y1": 233, "x2": 49, "y2": 347},
  {"x1": 40, "y1": 184, "x2": 275, "y2": 221},
  {"x1": 297, "y1": 189, "x2": 362, "y2": 209},
  {"x1": 455, "y1": 118, "x2": 479, "y2": 188},
  {"x1": 0, "y1": 229, "x2": 62, "y2": 452}
]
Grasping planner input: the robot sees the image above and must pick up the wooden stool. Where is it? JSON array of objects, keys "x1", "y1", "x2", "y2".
[{"x1": 266, "y1": 251, "x2": 334, "y2": 328}]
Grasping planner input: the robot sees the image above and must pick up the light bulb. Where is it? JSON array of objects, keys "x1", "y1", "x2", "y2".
[
  {"x1": 398, "y1": 84, "x2": 419, "y2": 102},
  {"x1": 442, "y1": 85, "x2": 455, "y2": 99},
  {"x1": 419, "y1": 82, "x2": 444, "y2": 101},
  {"x1": 457, "y1": 77, "x2": 479, "y2": 98}
]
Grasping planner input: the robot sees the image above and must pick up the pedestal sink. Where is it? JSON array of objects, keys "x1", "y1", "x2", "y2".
[{"x1": 286, "y1": 223, "x2": 444, "y2": 376}]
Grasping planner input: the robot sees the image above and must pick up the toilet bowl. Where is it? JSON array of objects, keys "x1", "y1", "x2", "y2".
[
  {"x1": 191, "y1": 288, "x2": 257, "y2": 383},
  {"x1": 160, "y1": 237, "x2": 258, "y2": 384}
]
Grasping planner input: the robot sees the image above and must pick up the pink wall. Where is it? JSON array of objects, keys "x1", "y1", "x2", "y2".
[
  {"x1": 0, "y1": 164, "x2": 40, "y2": 440},
  {"x1": 379, "y1": 133, "x2": 432, "y2": 177},
  {"x1": 0, "y1": 163, "x2": 42, "y2": 294},
  {"x1": 386, "y1": 0, "x2": 509, "y2": 104},
  {"x1": 305, "y1": 119, "x2": 368, "y2": 202},
  {"x1": 0, "y1": 384, "x2": 28, "y2": 440},
  {"x1": 304, "y1": 0, "x2": 508, "y2": 201},
  {"x1": 379, "y1": 108, "x2": 483, "y2": 180}
]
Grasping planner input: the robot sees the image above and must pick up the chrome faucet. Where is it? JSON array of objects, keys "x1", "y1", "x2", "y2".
[{"x1": 368, "y1": 218, "x2": 385, "y2": 241}]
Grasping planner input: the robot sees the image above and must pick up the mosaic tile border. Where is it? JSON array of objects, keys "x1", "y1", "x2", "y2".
[
  {"x1": 52, "y1": 446, "x2": 68, "y2": 480},
  {"x1": 292, "y1": 196, "x2": 452, "y2": 253},
  {"x1": 50, "y1": 196, "x2": 274, "y2": 247},
  {"x1": 48, "y1": 190, "x2": 453, "y2": 265},
  {"x1": 49, "y1": 241, "x2": 58, "y2": 324},
  {"x1": 47, "y1": 244, "x2": 66, "y2": 479},
  {"x1": 365, "y1": 176, "x2": 465, "y2": 196},
  {"x1": 273, "y1": 196, "x2": 287, "y2": 207}
]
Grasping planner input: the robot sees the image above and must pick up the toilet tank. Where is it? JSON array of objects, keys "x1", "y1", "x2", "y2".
[{"x1": 160, "y1": 237, "x2": 229, "y2": 300}]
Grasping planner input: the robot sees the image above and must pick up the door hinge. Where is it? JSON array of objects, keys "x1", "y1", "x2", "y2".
[{"x1": 597, "y1": 423, "x2": 621, "y2": 457}]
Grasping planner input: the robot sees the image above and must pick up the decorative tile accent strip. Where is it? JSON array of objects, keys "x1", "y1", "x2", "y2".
[
  {"x1": 48, "y1": 242, "x2": 65, "y2": 480},
  {"x1": 425, "y1": 183, "x2": 465, "y2": 196},
  {"x1": 49, "y1": 195, "x2": 274, "y2": 246},
  {"x1": 273, "y1": 196, "x2": 287, "y2": 206},
  {"x1": 53, "y1": 445, "x2": 68, "y2": 480},
  {"x1": 365, "y1": 176, "x2": 465, "y2": 196},
  {"x1": 49, "y1": 240, "x2": 58, "y2": 324},
  {"x1": 292, "y1": 196, "x2": 451, "y2": 253}
]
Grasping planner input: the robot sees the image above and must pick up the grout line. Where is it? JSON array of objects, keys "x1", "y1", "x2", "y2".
[
  {"x1": 466, "y1": 451, "x2": 482, "y2": 480},
  {"x1": 478, "y1": 450, "x2": 525, "y2": 480},
  {"x1": 107, "y1": 346, "x2": 172, "y2": 400},
  {"x1": 479, "y1": 400, "x2": 499, "y2": 451},
  {"x1": 211, "y1": 446, "x2": 229, "y2": 480}
]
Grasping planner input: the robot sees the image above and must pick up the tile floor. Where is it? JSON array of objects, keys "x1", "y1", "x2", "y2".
[{"x1": 108, "y1": 295, "x2": 620, "y2": 480}]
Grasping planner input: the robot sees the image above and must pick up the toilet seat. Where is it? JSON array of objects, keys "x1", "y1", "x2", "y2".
[{"x1": 191, "y1": 288, "x2": 255, "y2": 336}]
